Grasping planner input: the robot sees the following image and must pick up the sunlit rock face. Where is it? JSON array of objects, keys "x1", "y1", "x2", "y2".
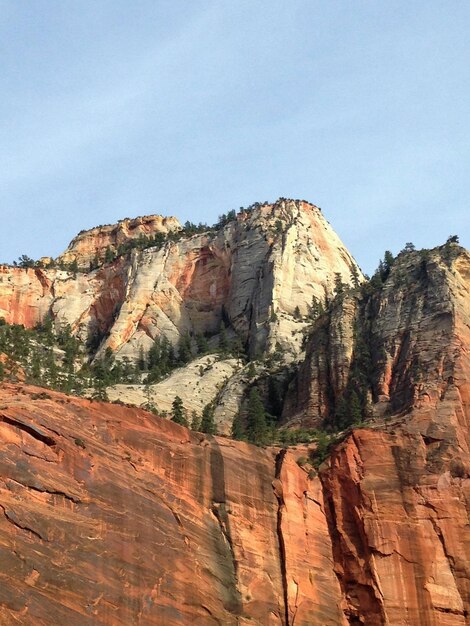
[
  {"x1": 0, "y1": 199, "x2": 361, "y2": 360},
  {"x1": 0, "y1": 200, "x2": 361, "y2": 427},
  {"x1": 0, "y1": 209, "x2": 470, "y2": 623},
  {"x1": 58, "y1": 214, "x2": 182, "y2": 268},
  {"x1": 1, "y1": 339, "x2": 469, "y2": 626},
  {"x1": 0, "y1": 383, "x2": 346, "y2": 626}
]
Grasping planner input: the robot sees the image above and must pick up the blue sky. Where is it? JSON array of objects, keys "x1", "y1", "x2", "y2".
[{"x1": 1, "y1": 1, "x2": 469, "y2": 274}]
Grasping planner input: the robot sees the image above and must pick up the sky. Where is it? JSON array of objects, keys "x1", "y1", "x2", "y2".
[{"x1": 1, "y1": 1, "x2": 469, "y2": 274}]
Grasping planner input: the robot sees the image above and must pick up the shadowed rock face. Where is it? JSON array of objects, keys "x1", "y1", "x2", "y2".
[{"x1": 285, "y1": 246, "x2": 470, "y2": 428}]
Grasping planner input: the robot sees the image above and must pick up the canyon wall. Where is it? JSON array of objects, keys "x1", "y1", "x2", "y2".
[
  {"x1": 285, "y1": 244, "x2": 470, "y2": 428},
  {"x1": 0, "y1": 383, "x2": 346, "y2": 626},
  {"x1": 1, "y1": 205, "x2": 469, "y2": 625},
  {"x1": 1, "y1": 361, "x2": 469, "y2": 625}
]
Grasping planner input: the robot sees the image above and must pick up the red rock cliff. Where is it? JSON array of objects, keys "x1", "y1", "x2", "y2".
[{"x1": 0, "y1": 383, "x2": 346, "y2": 625}]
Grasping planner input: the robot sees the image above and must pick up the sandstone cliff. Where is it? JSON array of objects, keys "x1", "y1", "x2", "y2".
[
  {"x1": 1, "y1": 350, "x2": 469, "y2": 625},
  {"x1": 284, "y1": 244, "x2": 470, "y2": 429},
  {"x1": 0, "y1": 220, "x2": 469, "y2": 624},
  {"x1": 58, "y1": 214, "x2": 182, "y2": 268},
  {"x1": 0, "y1": 383, "x2": 346, "y2": 626},
  {"x1": 277, "y1": 243, "x2": 470, "y2": 623},
  {"x1": 0, "y1": 200, "x2": 360, "y2": 359}
]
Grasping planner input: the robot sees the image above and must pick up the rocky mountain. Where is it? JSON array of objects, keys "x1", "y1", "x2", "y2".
[
  {"x1": 0, "y1": 199, "x2": 361, "y2": 427},
  {"x1": 0, "y1": 200, "x2": 469, "y2": 624}
]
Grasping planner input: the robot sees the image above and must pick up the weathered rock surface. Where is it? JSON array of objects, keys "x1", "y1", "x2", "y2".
[
  {"x1": 107, "y1": 354, "x2": 241, "y2": 418},
  {"x1": 0, "y1": 200, "x2": 362, "y2": 363},
  {"x1": 280, "y1": 244, "x2": 470, "y2": 623},
  {"x1": 1, "y1": 328, "x2": 470, "y2": 626},
  {"x1": 0, "y1": 383, "x2": 345, "y2": 626},
  {"x1": 285, "y1": 245, "x2": 470, "y2": 427},
  {"x1": 58, "y1": 214, "x2": 182, "y2": 268},
  {"x1": 322, "y1": 425, "x2": 470, "y2": 625},
  {"x1": 1, "y1": 206, "x2": 470, "y2": 625}
]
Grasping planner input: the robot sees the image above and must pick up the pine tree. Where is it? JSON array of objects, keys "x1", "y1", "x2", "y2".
[
  {"x1": 383, "y1": 251, "x2": 395, "y2": 279},
  {"x1": 69, "y1": 259, "x2": 79, "y2": 275},
  {"x1": 231, "y1": 411, "x2": 245, "y2": 440},
  {"x1": 229, "y1": 335, "x2": 244, "y2": 359},
  {"x1": 0, "y1": 360, "x2": 4, "y2": 381},
  {"x1": 402, "y1": 242, "x2": 415, "y2": 253},
  {"x1": 138, "y1": 346, "x2": 146, "y2": 371},
  {"x1": 334, "y1": 273, "x2": 345, "y2": 296},
  {"x1": 30, "y1": 352, "x2": 41, "y2": 382},
  {"x1": 92, "y1": 379, "x2": 109, "y2": 401},
  {"x1": 190, "y1": 410, "x2": 201, "y2": 431},
  {"x1": 148, "y1": 336, "x2": 161, "y2": 370},
  {"x1": 171, "y1": 396, "x2": 188, "y2": 426},
  {"x1": 195, "y1": 333, "x2": 209, "y2": 355},
  {"x1": 177, "y1": 332, "x2": 192, "y2": 365},
  {"x1": 309, "y1": 295, "x2": 321, "y2": 318},
  {"x1": 247, "y1": 362, "x2": 256, "y2": 379},
  {"x1": 351, "y1": 266, "x2": 361, "y2": 289},
  {"x1": 334, "y1": 396, "x2": 349, "y2": 430},
  {"x1": 104, "y1": 246, "x2": 115, "y2": 264},
  {"x1": 268, "y1": 376, "x2": 284, "y2": 419},
  {"x1": 200, "y1": 402, "x2": 216, "y2": 434},
  {"x1": 166, "y1": 341, "x2": 176, "y2": 369},
  {"x1": 349, "y1": 390, "x2": 363, "y2": 425},
  {"x1": 89, "y1": 254, "x2": 100, "y2": 271},
  {"x1": 246, "y1": 387, "x2": 268, "y2": 445}
]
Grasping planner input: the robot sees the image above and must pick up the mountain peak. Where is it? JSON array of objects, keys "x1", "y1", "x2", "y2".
[{"x1": 58, "y1": 213, "x2": 182, "y2": 267}]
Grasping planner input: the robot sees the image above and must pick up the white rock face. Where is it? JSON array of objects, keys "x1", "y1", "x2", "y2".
[
  {"x1": 1, "y1": 199, "x2": 361, "y2": 360},
  {"x1": 107, "y1": 355, "x2": 240, "y2": 417}
]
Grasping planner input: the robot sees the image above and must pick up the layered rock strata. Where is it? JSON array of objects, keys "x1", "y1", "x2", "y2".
[
  {"x1": 1, "y1": 359, "x2": 469, "y2": 625},
  {"x1": 58, "y1": 214, "x2": 182, "y2": 268}
]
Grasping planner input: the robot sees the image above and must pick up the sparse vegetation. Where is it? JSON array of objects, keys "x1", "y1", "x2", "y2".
[{"x1": 171, "y1": 395, "x2": 188, "y2": 426}]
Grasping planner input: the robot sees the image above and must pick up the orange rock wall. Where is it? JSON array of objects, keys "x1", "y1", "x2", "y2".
[
  {"x1": 322, "y1": 426, "x2": 470, "y2": 625},
  {"x1": 1, "y1": 376, "x2": 469, "y2": 624},
  {"x1": 0, "y1": 266, "x2": 54, "y2": 327},
  {"x1": 0, "y1": 384, "x2": 345, "y2": 626},
  {"x1": 59, "y1": 214, "x2": 181, "y2": 268}
]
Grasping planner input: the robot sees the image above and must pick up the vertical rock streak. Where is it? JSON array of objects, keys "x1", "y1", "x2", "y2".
[{"x1": 274, "y1": 448, "x2": 290, "y2": 626}]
